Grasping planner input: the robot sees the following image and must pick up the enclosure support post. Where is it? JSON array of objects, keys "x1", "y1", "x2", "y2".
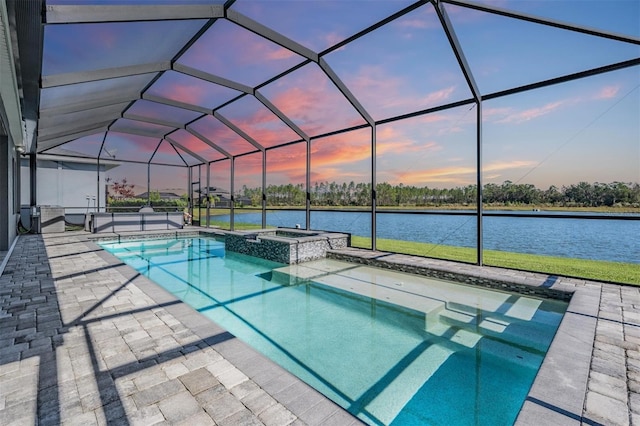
[
  {"x1": 371, "y1": 125, "x2": 376, "y2": 252},
  {"x1": 262, "y1": 150, "x2": 266, "y2": 228},
  {"x1": 187, "y1": 166, "x2": 192, "y2": 224},
  {"x1": 476, "y1": 102, "x2": 483, "y2": 266},
  {"x1": 147, "y1": 163, "x2": 151, "y2": 206},
  {"x1": 436, "y1": 1, "x2": 483, "y2": 265},
  {"x1": 230, "y1": 158, "x2": 235, "y2": 230},
  {"x1": 206, "y1": 162, "x2": 210, "y2": 228},
  {"x1": 29, "y1": 150, "x2": 36, "y2": 208},
  {"x1": 306, "y1": 138, "x2": 311, "y2": 230},
  {"x1": 96, "y1": 133, "x2": 107, "y2": 212},
  {"x1": 96, "y1": 156, "x2": 100, "y2": 212}
]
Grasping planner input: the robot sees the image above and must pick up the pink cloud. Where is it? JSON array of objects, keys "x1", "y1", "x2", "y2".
[
  {"x1": 264, "y1": 44, "x2": 297, "y2": 61},
  {"x1": 347, "y1": 64, "x2": 459, "y2": 116},
  {"x1": 397, "y1": 18, "x2": 430, "y2": 29},
  {"x1": 595, "y1": 85, "x2": 620, "y2": 99},
  {"x1": 323, "y1": 32, "x2": 346, "y2": 50},
  {"x1": 393, "y1": 4, "x2": 440, "y2": 33},
  {"x1": 376, "y1": 125, "x2": 427, "y2": 154},
  {"x1": 495, "y1": 101, "x2": 564, "y2": 124},
  {"x1": 165, "y1": 82, "x2": 206, "y2": 106},
  {"x1": 264, "y1": 65, "x2": 365, "y2": 136},
  {"x1": 92, "y1": 26, "x2": 118, "y2": 50},
  {"x1": 482, "y1": 106, "x2": 512, "y2": 120},
  {"x1": 422, "y1": 87, "x2": 457, "y2": 106}
]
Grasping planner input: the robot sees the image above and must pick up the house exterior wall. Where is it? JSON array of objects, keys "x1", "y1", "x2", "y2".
[
  {"x1": 20, "y1": 159, "x2": 108, "y2": 214},
  {"x1": 0, "y1": 134, "x2": 20, "y2": 250}
]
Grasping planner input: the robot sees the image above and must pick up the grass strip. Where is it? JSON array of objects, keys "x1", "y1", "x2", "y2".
[
  {"x1": 351, "y1": 236, "x2": 639, "y2": 286},
  {"x1": 205, "y1": 220, "x2": 638, "y2": 285}
]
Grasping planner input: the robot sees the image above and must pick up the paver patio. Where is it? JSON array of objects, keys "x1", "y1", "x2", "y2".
[{"x1": 0, "y1": 230, "x2": 638, "y2": 425}]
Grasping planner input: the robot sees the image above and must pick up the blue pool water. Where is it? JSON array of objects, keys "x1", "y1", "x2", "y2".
[{"x1": 100, "y1": 237, "x2": 567, "y2": 426}]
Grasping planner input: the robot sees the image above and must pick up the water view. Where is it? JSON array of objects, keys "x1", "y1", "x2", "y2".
[{"x1": 208, "y1": 210, "x2": 640, "y2": 264}]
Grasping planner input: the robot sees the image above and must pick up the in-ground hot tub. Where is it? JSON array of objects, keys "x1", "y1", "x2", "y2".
[{"x1": 224, "y1": 228, "x2": 350, "y2": 264}]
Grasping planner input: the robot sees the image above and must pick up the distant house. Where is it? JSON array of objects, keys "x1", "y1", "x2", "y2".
[
  {"x1": 197, "y1": 187, "x2": 251, "y2": 208},
  {"x1": 136, "y1": 191, "x2": 182, "y2": 200}
]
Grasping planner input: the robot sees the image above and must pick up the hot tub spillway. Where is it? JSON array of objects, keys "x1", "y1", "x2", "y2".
[{"x1": 224, "y1": 228, "x2": 350, "y2": 264}]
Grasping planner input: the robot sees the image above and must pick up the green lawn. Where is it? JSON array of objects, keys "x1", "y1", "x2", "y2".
[
  {"x1": 351, "y1": 236, "x2": 640, "y2": 286},
  {"x1": 204, "y1": 217, "x2": 639, "y2": 286}
]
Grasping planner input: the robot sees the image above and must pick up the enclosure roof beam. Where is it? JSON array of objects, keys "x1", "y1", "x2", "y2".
[
  {"x1": 39, "y1": 102, "x2": 129, "y2": 128},
  {"x1": 226, "y1": 9, "x2": 318, "y2": 62},
  {"x1": 107, "y1": 127, "x2": 173, "y2": 140},
  {"x1": 39, "y1": 120, "x2": 112, "y2": 142},
  {"x1": 165, "y1": 135, "x2": 208, "y2": 164},
  {"x1": 443, "y1": 0, "x2": 640, "y2": 45},
  {"x1": 142, "y1": 93, "x2": 213, "y2": 115},
  {"x1": 484, "y1": 58, "x2": 640, "y2": 101},
  {"x1": 122, "y1": 113, "x2": 186, "y2": 130},
  {"x1": 45, "y1": 4, "x2": 224, "y2": 24},
  {"x1": 213, "y1": 111, "x2": 265, "y2": 152},
  {"x1": 318, "y1": 57, "x2": 374, "y2": 126},
  {"x1": 38, "y1": 118, "x2": 116, "y2": 142},
  {"x1": 37, "y1": 127, "x2": 108, "y2": 152},
  {"x1": 434, "y1": 1, "x2": 481, "y2": 101},
  {"x1": 186, "y1": 127, "x2": 233, "y2": 159},
  {"x1": 254, "y1": 91, "x2": 309, "y2": 142},
  {"x1": 39, "y1": 94, "x2": 140, "y2": 117},
  {"x1": 41, "y1": 62, "x2": 170, "y2": 88},
  {"x1": 173, "y1": 63, "x2": 253, "y2": 94}
]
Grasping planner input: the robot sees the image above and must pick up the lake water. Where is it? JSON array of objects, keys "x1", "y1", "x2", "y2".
[{"x1": 209, "y1": 210, "x2": 640, "y2": 264}]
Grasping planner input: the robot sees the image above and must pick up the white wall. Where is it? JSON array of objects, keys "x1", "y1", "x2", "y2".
[{"x1": 21, "y1": 159, "x2": 108, "y2": 214}]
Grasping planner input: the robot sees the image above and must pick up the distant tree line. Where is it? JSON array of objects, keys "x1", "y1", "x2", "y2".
[{"x1": 239, "y1": 180, "x2": 640, "y2": 208}]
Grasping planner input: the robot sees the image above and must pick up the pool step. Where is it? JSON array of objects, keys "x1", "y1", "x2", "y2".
[
  {"x1": 274, "y1": 259, "x2": 450, "y2": 332},
  {"x1": 271, "y1": 259, "x2": 353, "y2": 285},
  {"x1": 276, "y1": 259, "x2": 556, "y2": 353},
  {"x1": 313, "y1": 271, "x2": 446, "y2": 331},
  {"x1": 437, "y1": 307, "x2": 551, "y2": 353},
  {"x1": 427, "y1": 319, "x2": 542, "y2": 369}
]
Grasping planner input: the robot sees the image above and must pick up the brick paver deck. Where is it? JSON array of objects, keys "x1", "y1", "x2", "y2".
[{"x1": 0, "y1": 230, "x2": 638, "y2": 425}]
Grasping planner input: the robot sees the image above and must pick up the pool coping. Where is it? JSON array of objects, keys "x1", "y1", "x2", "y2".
[{"x1": 86, "y1": 227, "x2": 605, "y2": 425}]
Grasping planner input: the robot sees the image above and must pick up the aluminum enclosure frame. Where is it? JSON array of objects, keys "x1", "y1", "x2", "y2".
[{"x1": 7, "y1": 0, "x2": 640, "y2": 266}]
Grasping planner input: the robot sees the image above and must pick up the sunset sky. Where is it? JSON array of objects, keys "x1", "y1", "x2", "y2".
[{"x1": 42, "y1": 0, "x2": 639, "y2": 194}]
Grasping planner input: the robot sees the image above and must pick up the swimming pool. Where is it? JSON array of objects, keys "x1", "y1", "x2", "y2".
[{"x1": 100, "y1": 236, "x2": 567, "y2": 426}]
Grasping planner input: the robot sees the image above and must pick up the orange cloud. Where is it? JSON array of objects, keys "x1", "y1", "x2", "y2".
[
  {"x1": 378, "y1": 138, "x2": 439, "y2": 156},
  {"x1": 389, "y1": 159, "x2": 536, "y2": 186}
]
